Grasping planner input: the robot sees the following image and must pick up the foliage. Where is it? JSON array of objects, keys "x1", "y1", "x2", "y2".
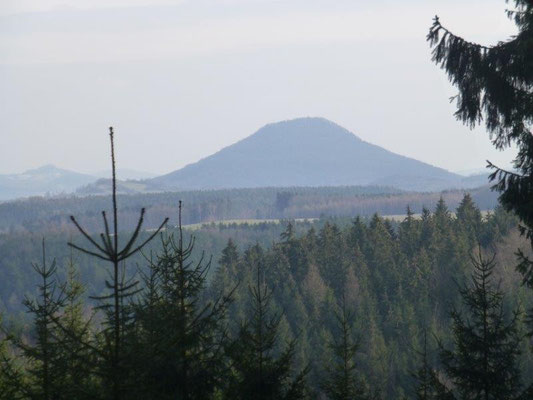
[
  {"x1": 427, "y1": 0, "x2": 533, "y2": 327},
  {"x1": 1, "y1": 195, "x2": 532, "y2": 399},
  {"x1": 223, "y1": 263, "x2": 309, "y2": 400},
  {"x1": 132, "y1": 201, "x2": 234, "y2": 400},
  {"x1": 437, "y1": 249, "x2": 524, "y2": 399}
]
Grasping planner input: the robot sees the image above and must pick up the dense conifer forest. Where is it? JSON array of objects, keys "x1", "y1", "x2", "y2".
[
  {"x1": 2, "y1": 194, "x2": 533, "y2": 399},
  {"x1": 0, "y1": 185, "x2": 497, "y2": 234}
]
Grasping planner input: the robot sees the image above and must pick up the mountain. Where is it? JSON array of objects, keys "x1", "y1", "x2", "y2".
[
  {"x1": 76, "y1": 178, "x2": 153, "y2": 195},
  {"x1": 152, "y1": 117, "x2": 477, "y2": 192},
  {"x1": 0, "y1": 165, "x2": 97, "y2": 201},
  {"x1": 455, "y1": 167, "x2": 490, "y2": 177}
]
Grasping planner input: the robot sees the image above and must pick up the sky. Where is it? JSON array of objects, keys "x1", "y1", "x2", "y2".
[{"x1": 0, "y1": 0, "x2": 519, "y2": 176}]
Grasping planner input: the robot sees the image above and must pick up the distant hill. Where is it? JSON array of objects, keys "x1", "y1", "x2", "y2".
[
  {"x1": 92, "y1": 168, "x2": 157, "y2": 180},
  {"x1": 0, "y1": 165, "x2": 97, "y2": 201},
  {"x1": 151, "y1": 117, "x2": 484, "y2": 192},
  {"x1": 76, "y1": 178, "x2": 153, "y2": 195}
]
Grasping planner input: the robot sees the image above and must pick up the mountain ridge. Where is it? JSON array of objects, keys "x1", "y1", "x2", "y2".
[{"x1": 0, "y1": 164, "x2": 97, "y2": 201}]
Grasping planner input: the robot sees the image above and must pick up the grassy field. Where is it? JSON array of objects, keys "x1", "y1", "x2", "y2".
[
  {"x1": 183, "y1": 218, "x2": 318, "y2": 230},
  {"x1": 181, "y1": 210, "x2": 494, "y2": 230}
]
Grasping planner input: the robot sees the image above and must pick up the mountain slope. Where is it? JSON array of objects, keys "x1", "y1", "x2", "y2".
[
  {"x1": 152, "y1": 117, "x2": 470, "y2": 192},
  {"x1": 0, "y1": 165, "x2": 97, "y2": 201}
]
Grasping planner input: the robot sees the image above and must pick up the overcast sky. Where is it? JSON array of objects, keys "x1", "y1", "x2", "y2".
[{"x1": 0, "y1": 0, "x2": 519, "y2": 176}]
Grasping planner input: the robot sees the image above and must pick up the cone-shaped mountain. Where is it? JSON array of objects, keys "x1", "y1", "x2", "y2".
[{"x1": 152, "y1": 118, "x2": 469, "y2": 191}]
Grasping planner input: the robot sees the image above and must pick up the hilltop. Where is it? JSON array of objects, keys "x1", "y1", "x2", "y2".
[{"x1": 152, "y1": 118, "x2": 485, "y2": 192}]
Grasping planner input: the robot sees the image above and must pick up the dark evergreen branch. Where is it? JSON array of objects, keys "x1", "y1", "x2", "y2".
[
  {"x1": 116, "y1": 208, "x2": 146, "y2": 258},
  {"x1": 118, "y1": 217, "x2": 169, "y2": 260},
  {"x1": 67, "y1": 243, "x2": 111, "y2": 262},
  {"x1": 68, "y1": 216, "x2": 108, "y2": 255}
]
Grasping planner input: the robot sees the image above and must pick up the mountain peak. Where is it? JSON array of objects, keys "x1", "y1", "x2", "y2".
[
  {"x1": 152, "y1": 118, "x2": 465, "y2": 192},
  {"x1": 25, "y1": 164, "x2": 60, "y2": 174},
  {"x1": 256, "y1": 117, "x2": 362, "y2": 141}
]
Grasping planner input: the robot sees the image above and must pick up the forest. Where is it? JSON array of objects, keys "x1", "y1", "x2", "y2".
[
  {"x1": 0, "y1": 185, "x2": 497, "y2": 234},
  {"x1": 1, "y1": 194, "x2": 533, "y2": 399},
  {"x1": 2, "y1": 0, "x2": 533, "y2": 399}
]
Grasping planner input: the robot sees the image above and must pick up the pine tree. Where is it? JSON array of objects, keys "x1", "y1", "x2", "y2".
[
  {"x1": 427, "y1": 1, "x2": 533, "y2": 300},
  {"x1": 67, "y1": 127, "x2": 168, "y2": 400},
  {"x1": 437, "y1": 248, "x2": 525, "y2": 399},
  {"x1": 224, "y1": 263, "x2": 309, "y2": 400},
  {"x1": 321, "y1": 296, "x2": 370, "y2": 400}
]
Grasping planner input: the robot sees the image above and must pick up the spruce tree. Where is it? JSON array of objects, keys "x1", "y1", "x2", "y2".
[
  {"x1": 399, "y1": 206, "x2": 420, "y2": 258},
  {"x1": 437, "y1": 249, "x2": 525, "y2": 399},
  {"x1": 68, "y1": 127, "x2": 168, "y2": 400},
  {"x1": 134, "y1": 201, "x2": 234, "y2": 400},
  {"x1": 455, "y1": 194, "x2": 482, "y2": 243},
  {"x1": 427, "y1": 1, "x2": 533, "y2": 297},
  {"x1": 411, "y1": 332, "x2": 453, "y2": 400},
  {"x1": 321, "y1": 296, "x2": 370, "y2": 400},
  {"x1": 224, "y1": 263, "x2": 309, "y2": 400},
  {"x1": 2, "y1": 240, "x2": 66, "y2": 400},
  {"x1": 52, "y1": 253, "x2": 97, "y2": 399}
]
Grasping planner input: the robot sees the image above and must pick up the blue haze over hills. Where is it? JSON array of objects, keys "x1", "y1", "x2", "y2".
[{"x1": 1, "y1": 118, "x2": 490, "y2": 201}]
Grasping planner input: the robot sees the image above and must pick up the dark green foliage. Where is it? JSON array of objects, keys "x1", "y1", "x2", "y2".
[
  {"x1": 211, "y1": 197, "x2": 531, "y2": 398},
  {"x1": 223, "y1": 264, "x2": 309, "y2": 400},
  {"x1": 133, "y1": 202, "x2": 233, "y2": 400},
  {"x1": 437, "y1": 249, "x2": 524, "y2": 399},
  {"x1": 321, "y1": 297, "x2": 371, "y2": 400},
  {"x1": 427, "y1": 0, "x2": 533, "y2": 316},
  {"x1": 1, "y1": 241, "x2": 68, "y2": 400},
  {"x1": 411, "y1": 333, "x2": 453, "y2": 400},
  {"x1": 0, "y1": 185, "x2": 498, "y2": 235},
  {"x1": 0, "y1": 316, "x2": 24, "y2": 400},
  {"x1": 67, "y1": 128, "x2": 168, "y2": 400},
  {"x1": 51, "y1": 255, "x2": 97, "y2": 399},
  {"x1": 1, "y1": 194, "x2": 532, "y2": 399}
]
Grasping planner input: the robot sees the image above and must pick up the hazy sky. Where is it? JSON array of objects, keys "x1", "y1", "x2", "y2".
[{"x1": 0, "y1": 0, "x2": 519, "y2": 175}]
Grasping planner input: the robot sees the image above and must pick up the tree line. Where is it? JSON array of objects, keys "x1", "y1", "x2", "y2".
[{"x1": 0, "y1": 185, "x2": 497, "y2": 235}]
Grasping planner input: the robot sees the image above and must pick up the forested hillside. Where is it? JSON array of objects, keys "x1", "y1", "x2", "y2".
[
  {"x1": 2, "y1": 196, "x2": 532, "y2": 399},
  {"x1": 0, "y1": 185, "x2": 497, "y2": 234},
  {"x1": 209, "y1": 197, "x2": 533, "y2": 398}
]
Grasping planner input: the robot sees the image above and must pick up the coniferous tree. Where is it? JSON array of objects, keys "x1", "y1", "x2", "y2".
[
  {"x1": 210, "y1": 239, "x2": 240, "y2": 301},
  {"x1": 67, "y1": 127, "x2": 168, "y2": 400},
  {"x1": 437, "y1": 249, "x2": 525, "y2": 399},
  {"x1": 321, "y1": 296, "x2": 371, "y2": 400},
  {"x1": 411, "y1": 332, "x2": 453, "y2": 400},
  {"x1": 52, "y1": 253, "x2": 97, "y2": 399},
  {"x1": 2, "y1": 240, "x2": 66, "y2": 400},
  {"x1": 134, "y1": 201, "x2": 234, "y2": 400},
  {"x1": 224, "y1": 263, "x2": 309, "y2": 400},
  {"x1": 427, "y1": 1, "x2": 533, "y2": 308},
  {"x1": 0, "y1": 315, "x2": 24, "y2": 400},
  {"x1": 399, "y1": 206, "x2": 420, "y2": 258},
  {"x1": 455, "y1": 194, "x2": 482, "y2": 243}
]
